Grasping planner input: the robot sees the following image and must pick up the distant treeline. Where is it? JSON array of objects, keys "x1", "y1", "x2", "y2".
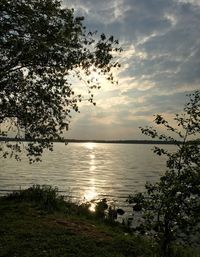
[
  {"x1": 1, "y1": 137, "x2": 199, "y2": 145},
  {"x1": 65, "y1": 139, "x2": 177, "y2": 145}
]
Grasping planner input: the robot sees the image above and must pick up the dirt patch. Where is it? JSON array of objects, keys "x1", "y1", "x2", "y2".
[{"x1": 50, "y1": 219, "x2": 113, "y2": 240}]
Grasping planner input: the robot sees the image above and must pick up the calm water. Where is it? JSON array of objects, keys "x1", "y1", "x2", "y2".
[{"x1": 0, "y1": 143, "x2": 173, "y2": 209}]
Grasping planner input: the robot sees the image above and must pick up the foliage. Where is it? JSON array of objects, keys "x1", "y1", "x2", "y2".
[
  {"x1": 6, "y1": 185, "x2": 125, "y2": 224},
  {"x1": 95, "y1": 198, "x2": 109, "y2": 218},
  {"x1": 128, "y1": 91, "x2": 200, "y2": 256},
  {"x1": 0, "y1": 0, "x2": 121, "y2": 162},
  {"x1": 0, "y1": 193, "x2": 157, "y2": 257},
  {"x1": 1, "y1": 190, "x2": 199, "y2": 257},
  {"x1": 6, "y1": 184, "x2": 66, "y2": 212}
]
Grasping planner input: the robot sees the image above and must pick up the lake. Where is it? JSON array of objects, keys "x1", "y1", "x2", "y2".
[{"x1": 0, "y1": 143, "x2": 173, "y2": 211}]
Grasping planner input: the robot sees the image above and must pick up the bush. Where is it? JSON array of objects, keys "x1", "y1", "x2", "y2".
[{"x1": 6, "y1": 185, "x2": 66, "y2": 212}]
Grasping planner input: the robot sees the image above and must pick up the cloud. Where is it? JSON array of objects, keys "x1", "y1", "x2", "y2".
[{"x1": 62, "y1": 0, "x2": 200, "y2": 139}]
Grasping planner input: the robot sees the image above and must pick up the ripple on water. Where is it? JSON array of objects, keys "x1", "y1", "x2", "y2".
[{"x1": 0, "y1": 142, "x2": 174, "y2": 207}]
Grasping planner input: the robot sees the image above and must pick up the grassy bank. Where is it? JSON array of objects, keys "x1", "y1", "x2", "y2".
[{"x1": 0, "y1": 186, "x2": 199, "y2": 257}]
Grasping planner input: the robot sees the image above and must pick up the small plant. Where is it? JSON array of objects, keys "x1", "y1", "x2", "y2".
[
  {"x1": 128, "y1": 91, "x2": 200, "y2": 257},
  {"x1": 107, "y1": 205, "x2": 125, "y2": 222},
  {"x1": 107, "y1": 205, "x2": 118, "y2": 221},
  {"x1": 95, "y1": 198, "x2": 108, "y2": 218}
]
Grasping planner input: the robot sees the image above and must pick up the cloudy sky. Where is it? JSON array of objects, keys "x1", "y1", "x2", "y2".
[{"x1": 63, "y1": 0, "x2": 200, "y2": 140}]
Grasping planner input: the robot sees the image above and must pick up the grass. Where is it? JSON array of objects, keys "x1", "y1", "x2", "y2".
[{"x1": 0, "y1": 185, "x2": 199, "y2": 257}]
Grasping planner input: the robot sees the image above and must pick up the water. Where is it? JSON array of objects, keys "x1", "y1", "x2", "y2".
[{"x1": 0, "y1": 143, "x2": 173, "y2": 210}]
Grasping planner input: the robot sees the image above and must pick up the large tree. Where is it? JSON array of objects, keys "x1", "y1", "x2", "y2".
[{"x1": 0, "y1": 0, "x2": 121, "y2": 162}]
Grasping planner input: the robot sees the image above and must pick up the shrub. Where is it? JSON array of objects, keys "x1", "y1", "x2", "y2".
[
  {"x1": 128, "y1": 91, "x2": 200, "y2": 257},
  {"x1": 6, "y1": 184, "x2": 66, "y2": 212}
]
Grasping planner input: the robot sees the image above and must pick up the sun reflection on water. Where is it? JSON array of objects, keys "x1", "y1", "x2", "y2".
[
  {"x1": 84, "y1": 186, "x2": 97, "y2": 201},
  {"x1": 83, "y1": 187, "x2": 98, "y2": 212},
  {"x1": 89, "y1": 149, "x2": 96, "y2": 171},
  {"x1": 82, "y1": 143, "x2": 98, "y2": 211},
  {"x1": 85, "y1": 142, "x2": 96, "y2": 150},
  {"x1": 90, "y1": 165, "x2": 96, "y2": 171},
  {"x1": 89, "y1": 202, "x2": 96, "y2": 212},
  {"x1": 83, "y1": 178, "x2": 98, "y2": 212},
  {"x1": 90, "y1": 154, "x2": 95, "y2": 159}
]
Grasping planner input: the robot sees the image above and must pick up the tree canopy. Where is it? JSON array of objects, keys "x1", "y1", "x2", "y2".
[{"x1": 0, "y1": 0, "x2": 121, "y2": 162}]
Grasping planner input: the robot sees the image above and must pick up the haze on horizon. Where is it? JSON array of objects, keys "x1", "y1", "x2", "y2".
[{"x1": 63, "y1": 0, "x2": 200, "y2": 140}]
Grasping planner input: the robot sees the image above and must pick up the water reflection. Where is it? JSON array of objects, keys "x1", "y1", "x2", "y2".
[
  {"x1": 82, "y1": 146, "x2": 98, "y2": 211},
  {"x1": 90, "y1": 154, "x2": 95, "y2": 159},
  {"x1": 90, "y1": 165, "x2": 96, "y2": 172},
  {"x1": 85, "y1": 142, "x2": 96, "y2": 149},
  {"x1": 0, "y1": 143, "x2": 171, "y2": 209},
  {"x1": 83, "y1": 179, "x2": 98, "y2": 212},
  {"x1": 89, "y1": 153, "x2": 96, "y2": 172},
  {"x1": 84, "y1": 186, "x2": 97, "y2": 201},
  {"x1": 84, "y1": 187, "x2": 97, "y2": 211}
]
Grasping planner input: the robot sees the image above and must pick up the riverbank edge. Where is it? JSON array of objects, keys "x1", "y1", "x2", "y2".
[
  {"x1": 0, "y1": 190, "x2": 153, "y2": 257},
  {"x1": 1, "y1": 186, "x2": 200, "y2": 257}
]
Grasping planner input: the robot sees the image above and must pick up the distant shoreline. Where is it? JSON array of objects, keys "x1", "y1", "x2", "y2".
[
  {"x1": 1, "y1": 137, "x2": 199, "y2": 145},
  {"x1": 64, "y1": 139, "x2": 177, "y2": 145},
  {"x1": 0, "y1": 137, "x2": 180, "y2": 145}
]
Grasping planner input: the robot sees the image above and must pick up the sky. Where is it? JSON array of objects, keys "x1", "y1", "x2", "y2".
[{"x1": 63, "y1": 0, "x2": 200, "y2": 140}]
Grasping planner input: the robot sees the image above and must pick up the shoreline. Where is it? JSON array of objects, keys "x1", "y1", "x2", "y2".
[{"x1": 0, "y1": 137, "x2": 180, "y2": 145}]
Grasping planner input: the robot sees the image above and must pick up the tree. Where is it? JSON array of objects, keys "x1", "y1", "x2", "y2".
[
  {"x1": 0, "y1": 0, "x2": 121, "y2": 162},
  {"x1": 128, "y1": 91, "x2": 200, "y2": 257}
]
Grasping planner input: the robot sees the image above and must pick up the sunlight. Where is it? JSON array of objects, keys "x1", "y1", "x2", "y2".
[
  {"x1": 85, "y1": 142, "x2": 96, "y2": 150},
  {"x1": 90, "y1": 154, "x2": 95, "y2": 159},
  {"x1": 88, "y1": 202, "x2": 96, "y2": 212},
  {"x1": 89, "y1": 153, "x2": 96, "y2": 171},
  {"x1": 83, "y1": 177, "x2": 98, "y2": 212},
  {"x1": 83, "y1": 186, "x2": 98, "y2": 212},
  {"x1": 84, "y1": 186, "x2": 98, "y2": 202},
  {"x1": 87, "y1": 65, "x2": 103, "y2": 84},
  {"x1": 90, "y1": 165, "x2": 96, "y2": 171}
]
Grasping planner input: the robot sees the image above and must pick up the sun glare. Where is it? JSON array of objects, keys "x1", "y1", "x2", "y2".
[
  {"x1": 84, "y1": 187, "x2": 98, "y2": 202},
  {"x1": 83, "y1": 177, "x2": 98, "y2": 212},
  {"x1": 85, "y1": 142, "x2": 96, "y2": 149},
  {"x1": 83, "y1": 186, "x2": 98, "y2": 212}
]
